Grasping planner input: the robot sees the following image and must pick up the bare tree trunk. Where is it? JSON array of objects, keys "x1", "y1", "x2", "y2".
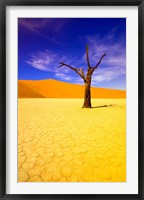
[
  {"x1": 58, "y1": 46, "x2": 106, "y2": 108},
  {"x1": 82, "y1": 82, "x2": 91, "y2": 108}
]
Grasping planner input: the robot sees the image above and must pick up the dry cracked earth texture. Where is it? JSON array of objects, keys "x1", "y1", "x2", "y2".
[{"x1": 18, "y1": 98, "x2": 126, "y2": 182}]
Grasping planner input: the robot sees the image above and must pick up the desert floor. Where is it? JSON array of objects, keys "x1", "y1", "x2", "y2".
[{"x1": 18, "y1": 98, "x2": 126, "y2": 182}]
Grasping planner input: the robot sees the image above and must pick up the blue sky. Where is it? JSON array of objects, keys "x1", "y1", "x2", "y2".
[{"x1": 18, "y1": 18, "x2": 126, "y2": 90}]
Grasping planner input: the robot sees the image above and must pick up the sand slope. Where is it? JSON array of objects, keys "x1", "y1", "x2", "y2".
[
  {"x1": 18, "y1": 98, "x2": 126, "y2": 182},
  {"x1": 18, "y1": 82, "x2": 45, "y2": 98},
  {"x1": 18, "y1": 79, "x2": 126, "y2": 98}
]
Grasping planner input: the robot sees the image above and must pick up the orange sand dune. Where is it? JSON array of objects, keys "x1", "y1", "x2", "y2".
[
  {"x1": 18, "y1": 79, "x2": 126, "y2": 98},
  {"x1": 19, "y1": 82, "x2": 45, "y2": 98}
]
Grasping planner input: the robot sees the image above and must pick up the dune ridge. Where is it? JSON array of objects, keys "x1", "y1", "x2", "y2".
[
  {"x1": 18, "y1": 82, "x2": 45, "y2": 98},
  {"x1": 18, "y1": 79, "x2": 126, "y2": 98}
]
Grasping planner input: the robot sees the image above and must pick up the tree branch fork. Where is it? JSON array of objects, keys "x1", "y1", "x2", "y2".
[{"x1": 58, "y1": 46, "x2": 106, "y2": 83}]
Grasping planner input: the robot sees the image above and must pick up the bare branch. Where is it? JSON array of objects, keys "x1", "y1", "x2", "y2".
[
  {"x1": 58, "y1": 62, "x2": 87, "y2": 82},
  {"x1": 91, "y1": 53, "x2": 106, "y2": 73},
  {"x1": 86, "y1": 45, "x2": 91, "y2": 68},
  {"x1": 79, "y1": 68, "x2": 85, "y2": 77},
  {"x1": 58, "y1": 62, "x2": 76, "y2": 71}
]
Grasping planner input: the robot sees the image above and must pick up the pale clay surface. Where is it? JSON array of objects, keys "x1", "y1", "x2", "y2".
[{"x1": 18, "y1": 99, "x2": 126, "y2": 182}]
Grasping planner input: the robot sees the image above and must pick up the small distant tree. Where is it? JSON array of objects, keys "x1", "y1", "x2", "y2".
[{"x1": 58, "y1": 45, "x2": 106, "y2": 108}]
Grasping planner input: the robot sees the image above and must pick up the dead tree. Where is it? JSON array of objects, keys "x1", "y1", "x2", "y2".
[{"x1": 58, "y1": 45, "x2": 106, "y2": 108}]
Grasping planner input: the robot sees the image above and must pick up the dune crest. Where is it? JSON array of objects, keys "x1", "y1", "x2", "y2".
[{"x1": 18, "y1": 79, "x2": 126, "y2": 98}]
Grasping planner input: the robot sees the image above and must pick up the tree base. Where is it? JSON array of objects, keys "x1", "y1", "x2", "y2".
[
  {"x1": 82, "y1": 106, "x2": 91, "y2": 108},
  {"x1": 83, "y1": 83, "x2": 92, "y2": 108},
  {"x1": 82, "y1": 103, "x2": 92, "y2": 108}
]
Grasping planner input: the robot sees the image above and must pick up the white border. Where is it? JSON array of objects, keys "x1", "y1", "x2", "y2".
[{"x1": 6, "y1": 6, "x2": 138, "y2": 194}]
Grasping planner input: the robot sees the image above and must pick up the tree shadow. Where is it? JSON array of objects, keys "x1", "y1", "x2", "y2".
[{"x1": 92, "y1": 104, "x2": 113, "y2": 109}]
